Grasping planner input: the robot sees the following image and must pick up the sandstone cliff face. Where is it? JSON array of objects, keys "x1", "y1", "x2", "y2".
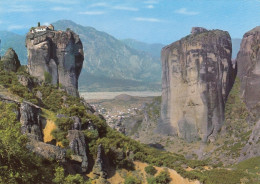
[
  {"x1": 26, "y1": 30, "x2": 84, "y2": 96},
  {"x1": 160, "y1": 28, "x2": 235, "y2": 142},
  {"x1": 236, "y1": 26, "x2": 260, "y2": 116}
]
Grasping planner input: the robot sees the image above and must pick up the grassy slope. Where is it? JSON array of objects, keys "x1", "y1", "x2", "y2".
[{"x1": 0, "y1": 63, "x2": 257, "y2": 183}]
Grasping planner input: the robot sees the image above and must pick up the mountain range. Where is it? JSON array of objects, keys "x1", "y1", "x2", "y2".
[{"x1": 0, "y1": 20, "x2": 242, "y2": 91}]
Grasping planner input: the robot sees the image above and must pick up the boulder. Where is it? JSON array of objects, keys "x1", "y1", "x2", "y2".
[
  {"x1": 27, "y1": 139, "x2": 66, "y2": 161},
  {"x1": 1, "y1": 48, "x2": 21, "y2": 72},
  {"x1": 160, "y1": 28, "x2": 236, "y2": 142},
  {"x1": 17, "y1": 75, "x2": 34, "y2": 90}
]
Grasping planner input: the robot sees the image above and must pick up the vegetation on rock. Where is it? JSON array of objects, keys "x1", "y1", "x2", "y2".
[{"x1": 0, "y1": 101, "x2": 56, "y2": 183}]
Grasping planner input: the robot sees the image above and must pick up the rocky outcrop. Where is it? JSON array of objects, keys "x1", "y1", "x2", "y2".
[
  {"x1": 1, "y1": 48, "x2": 21, "y2": 72},
  {"x1": 236, "y1": 26, "x2": 260, "y2": 116},
  {"x1": 93, "y1": 144, "x2": 107, "y2": 179},
  {"x1": 160, "y1": 27, "x2": 236, "y2": 142},
  {"x1": 67, "y1": 130, "x2": 88, "y2": 172},
  {"x1": 26, "y1": 29, "x2": 84, "y2": 96},
  {"x1": 0, "y1": 94, "x2": 90, "y2": 172},
  {"x1": 20, "y1": 102, "x2": 43, "y2": 141},
  {"x1": 27, "y1": 139, "x2": 66, "y2": 161}
]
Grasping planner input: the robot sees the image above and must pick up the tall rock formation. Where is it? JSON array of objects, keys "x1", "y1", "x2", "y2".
[
  {"x1": 160, "y1": 27, "x2": 235, "y2": 142},
  {"x1": 26, "y1": 27, "x2": 84, "y2": 96},
  {"x1": 236, "y1": 26, "x2": 260, "y2": 116},
  {"x1": 1, "y1": 48, "x2": 21, "y2": 72}
]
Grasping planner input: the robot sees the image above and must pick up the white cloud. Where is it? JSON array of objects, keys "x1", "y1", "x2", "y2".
[
  {"x1": 112, "y1": 6, "x2": 138, "y2": 11},
  {"x1": 146, "y1": 5, "x2": 154, "y2": 9},
  {"x1": 175, "y1": 8, "x2": 199, "y2": 15},
  {"x1": 79, "y1": 11, "x2": 105, "y2": 15},
  {"x1": 89, "y1": 2, "x2": 108, "y2": 8},
  {"x1": 51, "y1": 7, "x2": 71, "y2": 11},
  {"x1": 133, "y1": 17, "x2": 162, "y2": 22},
  {"x1": 8, "y1": 25, "x2": 27, "y2": 30}
]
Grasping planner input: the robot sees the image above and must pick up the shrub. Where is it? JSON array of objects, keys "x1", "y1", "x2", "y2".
[
  {"x1": 147, "y1": 177, "x2": 156, "y2": 184},
  {"x1": 53, "y1": 166, "x2": 88, "y2": 184},
  {"x1": 145, "y1": 165, "x2": 157, "y2": 175},
  {"x1": 154, "y1": 169, "x2": 171, "y2": 184},
  {"x1": 44, "y1": 71, "x2": 52, "y2": 84},
  {"x1": 124, "y1": 176, "x2": 141, "y2": 184}
]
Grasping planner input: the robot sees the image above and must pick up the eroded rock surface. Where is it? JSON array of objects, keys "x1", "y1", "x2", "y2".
[
  {"x1": 160, "y1": 27, "x2": 236, "y2": 142},
  {"x1": 20, "y1": 102, "x2": 43, "y2": 141},
  {"x1": 27, "y1": 139, "x2": 66, "y2": 161},
  {"x1": 26, "y1": 29, "x2": 84, "y2": 96},
  {"x1": 1, "y1": 48, "x2": 21, "y2": 72},
  {"x1": 239, "y1": 120, "x2": 260, "y2": 161},
  {"x1": 67, "y1": 130, "x2": 88, "y2": 172},
  {"x1": 237, "y1": 26, "x2": 260, "y2": 116},
  {"x1": 93, "y1": 144, "x2": 108, "y2": 179}
]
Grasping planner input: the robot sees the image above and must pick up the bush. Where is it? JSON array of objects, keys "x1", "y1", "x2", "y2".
[
  {"x1": 124, "y1": 176, "x2": 141, "y2": 184},
  {"x1": 147, "y1": 177, "x2": 156, "y2": 184},
  {"x1": 145, "y1": 165, "x2": 157, "y2": 175},
  {"x1": 44, "y1": 71, "x2": 52, "y2": 83},
  {"x1": 154, "y1": 169, "x2": 171, "y2": 184},
  {"x1": 53, "y1": 166, "x2": 88, "y2": 184}
]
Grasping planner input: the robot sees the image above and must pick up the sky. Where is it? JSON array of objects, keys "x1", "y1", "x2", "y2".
[{"x1": 0, "y1": 0, "x2": 260, "y2": 44}]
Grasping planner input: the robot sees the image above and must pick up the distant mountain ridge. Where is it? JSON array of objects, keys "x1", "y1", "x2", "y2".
[
  {"x1": 52, "y1": 20, "x2": 162, "y2": 91},
  {"x1": 121, "y1": 39, "x2": 164, "y2": 58},
  {"x1": 0, "y1": 21, "x2": 242, "y2": 91},
  {"x1": 232, "y1": 38, "x2": 242, "y2": 59},
  {"x1": 0, "y1": 31, "x2": 26, "y2": 64}
]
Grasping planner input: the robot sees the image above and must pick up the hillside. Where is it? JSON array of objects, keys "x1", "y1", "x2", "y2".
[{"x1": 121, "y1": 39, "x2": 164, "y2": 58}]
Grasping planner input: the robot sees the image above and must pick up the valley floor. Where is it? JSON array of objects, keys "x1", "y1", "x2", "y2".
[{"x1": 80, "y1": 91, "x2": 161, "y2": 100}]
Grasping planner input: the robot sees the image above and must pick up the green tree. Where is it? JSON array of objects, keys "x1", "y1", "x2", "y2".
[{"x1": 0, "y1": 101, "x2": 54, "y2": 183}]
